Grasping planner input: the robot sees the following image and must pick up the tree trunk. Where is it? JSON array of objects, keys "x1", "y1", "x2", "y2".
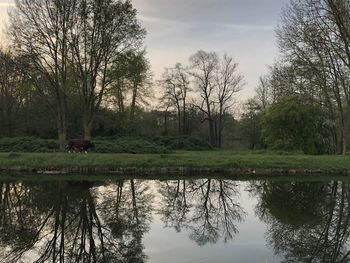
[
  {"x1": 130, "y1": 86, "x2": 137, "y2": 120},
  {"x1": 340, "y1": 112, "x2": 346, "y2": 155},
  {"x1": 177, "y1": 106, "x2": 181, "y2": 136},
  {"x1": 218, "y1": 116, "x2": 223, "y2": 148},
  {"x1": 130, "y1": 85, "x2": 138, "y2": 132},
  {"x1": 57, "y1": 109, "x2": 67, "y2": 151},
  {"x1": 182, "y1": 99, "x2": 186, "y2": 135},
  {"x1": 208, "y1": 118, "x2": 216, "y2": 147},
  {"x1": 83, "y1": 112, "x2": 95, "y2": 141},
  {"x1": 163, "y1": 110, "x2": 168, "y2": 135}
]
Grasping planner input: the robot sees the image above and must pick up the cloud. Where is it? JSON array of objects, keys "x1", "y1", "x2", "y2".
[
  {"x1": 139, "y1": 14, "x2": 274, "y2": 32},
  {"x1": 138, "y1": 15, "x2": 188, "y2": 27},
  {"x1": 221, "y1": 23, "x2": 274, "y2": 31},
  {"x1": 0, "y1": 2, "x2": 14, "y2": 8}
]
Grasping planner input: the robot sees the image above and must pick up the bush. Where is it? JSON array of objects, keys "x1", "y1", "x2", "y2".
[
  {"x1": 0, "y1": 136, "x2": 211, "y2": 154},
  {"x1": 0, "y1": 137, "x2": 59, "y2": 152},
  {"x1": 261, "y1": 96, "x2": 334, "y2": 155},
  {"x1": 93, "y1": 137, "x2": 172, "y2": 154},
  {"x1": 149, "y1": 136, "x2": 212, "y2": 151}
]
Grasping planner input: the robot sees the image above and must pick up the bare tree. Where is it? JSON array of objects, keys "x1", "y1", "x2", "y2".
[
  {"x1": 189, "y1": 50, "x2": 219, "y2": 147},
  {"x1": 255, "y1": 75, "x2": 272, "y2": 110},
  {"x1": 215, "y1": 54, "x2": 244, "y2": 147},
  {"x1": 160, "y1": 63, "x2": 191, "y2": 135},
  {"x1": 189, "y1": 51, "x2": 243, "y2": 147}
]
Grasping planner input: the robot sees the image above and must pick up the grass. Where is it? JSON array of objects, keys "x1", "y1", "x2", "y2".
[{"x1": 1, "y1": 150, "x2": 350, "y2": 171}]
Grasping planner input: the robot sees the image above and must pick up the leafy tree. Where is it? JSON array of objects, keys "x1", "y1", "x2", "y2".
[
  {"x1": 261, "y1": 95, "x2": 335, "y2": 154},
  {"x1": 70, "y1": 0, "x2": 146, "y2": 139},
  {"x1": 9, "y1": 0, "x2": 77, "y2": 149},
  {"x1": 276, "y1": 0, "x2": 350, "y2": 154}
]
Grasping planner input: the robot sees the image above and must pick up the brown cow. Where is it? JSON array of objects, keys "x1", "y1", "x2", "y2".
[{"x1": 65, "y1": 139, "x2": 95, "y2": 153}]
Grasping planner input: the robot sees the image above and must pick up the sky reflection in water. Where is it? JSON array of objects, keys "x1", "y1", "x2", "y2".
[{"x1": 0, "y1": 179, "x2": 349, "y2": 263}]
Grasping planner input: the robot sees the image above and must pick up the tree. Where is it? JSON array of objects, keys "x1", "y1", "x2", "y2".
[
  {"x1": 0, "y1": 50, "x2": 28, "y2": 137},
  {"x1": 261, "y1": 95, "x2": 335, "y2": 154},
  {"x1": 190, "y1": 51, "x2": 243, "y2": 147},
  {"x1": 215, "y1": 54, "x2": 244, "y2": 147},
  {"x1": 160, "y1": 63, "x2": 191, "y2": 135},
  {"x1": 276, "y1": 0, "x2": 350, "y2": 154},
  {"x1": 70, "y1": 0, "x2": 146, "y2": 139},
  {"x1": 190, "y1": 51, "x2": 219, "y2": 147},
  {"x1": 240, "y1": 99, "x2": 264, "y2": 150},
  {"x1": 9, "y1": 0, "x2": 77, "y2": 149},
  {"x1": 255, "y1": 75, "x2": 273, "y2": 110},
  {"x1": 126, "y1": 50, "x2": 153, "y2": 130}
]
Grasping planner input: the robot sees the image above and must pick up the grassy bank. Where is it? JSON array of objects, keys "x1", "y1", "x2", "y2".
[{"x1": 0, "y1": 150, "x2": 350, "y2": 171}]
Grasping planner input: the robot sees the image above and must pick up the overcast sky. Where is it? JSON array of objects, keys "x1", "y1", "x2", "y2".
[{"x1": 0, "y1": 0, "x2": 289, "y2": 100}]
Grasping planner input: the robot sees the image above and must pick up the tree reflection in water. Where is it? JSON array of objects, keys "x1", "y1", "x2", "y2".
[
  {"x1": 2, "y1": 179, "x2": 350, "y2": 262},
  {"x1": 0, "y1": 180, "x2": 153, "y2": 263},
  {"x1": 157, "y1": 179, "x2": 246, "y2": 246},
  {"x1": 250, "y1": 181, "x2": 350, "y2": 263}
]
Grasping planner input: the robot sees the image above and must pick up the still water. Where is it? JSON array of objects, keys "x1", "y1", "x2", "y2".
[{"x1": 0, "y1": 178, "x2": 349, "y2": 263}]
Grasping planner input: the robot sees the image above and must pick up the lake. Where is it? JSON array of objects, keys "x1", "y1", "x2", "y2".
[{"x1": 0, "y1": 177, "x2": 349, "y2": 263}]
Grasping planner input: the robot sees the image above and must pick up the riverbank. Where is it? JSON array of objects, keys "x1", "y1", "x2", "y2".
[{"x1": 0, "y1": 151, "x2": 350, "y2": 176}]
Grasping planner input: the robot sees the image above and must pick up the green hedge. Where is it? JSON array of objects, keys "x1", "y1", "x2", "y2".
[
  {"x1": 0, "y1": 136, "x2": 211, "y2": 154},
  {"x1": 93, "y1": 137, "x2": 171, "y2": 154},
  {"x1": 0, "y1": 137, "x2": 59, "y2": 152},
  {"x1": 149, "y1": 136, "x2": 212, "y2": 151}
]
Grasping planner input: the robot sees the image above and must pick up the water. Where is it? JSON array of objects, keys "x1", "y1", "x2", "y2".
[{"x1": 0, "y1": 178, "x2": 349, "y2": 263}]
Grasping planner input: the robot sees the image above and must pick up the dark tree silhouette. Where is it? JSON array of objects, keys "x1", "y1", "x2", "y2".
[
  {"x1": 157, "y1": 179, "x2": 246, "y2": 246},
  {"x1": 0, "y1": 180, "x2": 153, "y2": 263},
  {"x1": 251, "y1": 181, "x2": 350, "y2": 263}
]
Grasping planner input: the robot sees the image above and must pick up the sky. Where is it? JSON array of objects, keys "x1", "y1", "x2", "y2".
[{"x1": 0, "y1": 0, "x2": 289, "y2": 100}]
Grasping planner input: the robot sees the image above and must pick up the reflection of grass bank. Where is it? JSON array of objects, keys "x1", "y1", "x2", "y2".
[
  {"x1": 2, "y1": 173, "x2": 350, "y2": 182},
  {"x1": 0, "y1": 150, "x2": 350, "y2": 173}
]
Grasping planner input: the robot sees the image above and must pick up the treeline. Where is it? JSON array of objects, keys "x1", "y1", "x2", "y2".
[
  {"x1": 2, "y1": 0, "x2": 350, "y2": 154},
  {"x1": 0, "y1": 46, "x2": 245, "y2": 150},
  {"x1": 1, "y1": 0, "x2": 147, "y2": 150},
  {"x1": 241, "y1": 0, "x2": 350, "y2": 155},
  {"x1": 0, "y1": 0, "x2": 245, "y2": 150}
]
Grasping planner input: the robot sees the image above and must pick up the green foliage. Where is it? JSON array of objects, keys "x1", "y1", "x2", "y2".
[
  {"x1": 0, "y1": 136, "x2": 211, "y2": 154},
  {"x1": 261, "y1": 96, "x2": 334, "y2": 154},
  {"x1": 258, "y1": 182, "x2": 325, "y2": 227},
  {"x1": 93, "y1": 137, "x2": 171, "y2": 154},
  {"x1": 149, "y1": 136, "x2": 212, "y2": 151},
  {"x1": 0, "y1": 137, "x2": 59, "y2": 153},
  {"x1": 0, "y1": 137, "x2": 171, "y2": 154},
  {"x1": 240, "y1": 99, "x2": 265, "y2": 149}
]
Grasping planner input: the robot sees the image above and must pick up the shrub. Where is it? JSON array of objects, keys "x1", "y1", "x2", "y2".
[
  {"x1": 0, "y1": 136, "x2": 211, "y2": 153},
  {"x1": 150, "y1": 136, "x2": 212, "y2": 151},
  {"x1": 261, "y1": 96, "x2": 334, "y2": 154},
  {"x1": 93, "y1": 137, "x2": 172, "y2": 154},
  {"x1": 0, "y1": 137, "x2": 59, "y2": 152}
]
